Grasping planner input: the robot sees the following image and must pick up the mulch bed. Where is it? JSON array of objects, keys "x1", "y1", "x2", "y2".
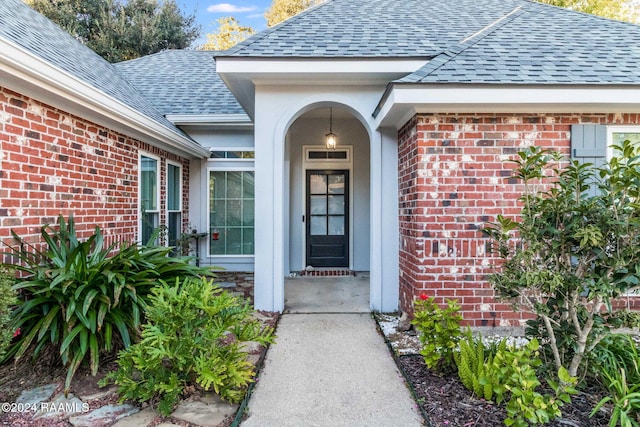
[{"x1": 398, "y1": 354, "x2": 612, "y2": 427}]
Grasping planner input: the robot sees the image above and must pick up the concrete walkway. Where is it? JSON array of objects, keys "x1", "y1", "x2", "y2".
[{"x1": 241, "y1": 312, "x2": 424, "y2": 426}]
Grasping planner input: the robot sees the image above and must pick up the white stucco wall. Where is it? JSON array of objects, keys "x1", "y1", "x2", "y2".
[
  {"x1": 287, "y1": 116, "x2": 370, "y2": 272},
  {"x1": 185, "y1": 127, "x2": 256, "y2": 271},
  {"x1": 253, "y1": 84, "x2": 399, "y2": 312}
]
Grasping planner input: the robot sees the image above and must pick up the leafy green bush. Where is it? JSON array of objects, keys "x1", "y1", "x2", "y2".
[
  {"x1": 101, "y1": 277, "x2": 274, "y2": 416},
  {"x1": 494, "y1": 339, "x2": 577, "y2": 426},
  {"x1": 0, "y1": 266, "x2": 17, "y2": 360},
  {"x1": 483, "y1": 141, "x2": 640, "y2": 378},
  {"x1": 412, "y1": 294, "x2": 464, "y2": 372},
  {"x1": 2, "y1": 215, "x2": 211, "y2": 393}
]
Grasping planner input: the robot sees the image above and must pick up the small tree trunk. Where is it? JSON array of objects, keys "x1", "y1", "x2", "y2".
[
  {"x1": 542, "y1": 313, "x2": 562, "y2": 371},
  {"x1": 568, "y1": 297, "x2": 602, "y2": 377}
]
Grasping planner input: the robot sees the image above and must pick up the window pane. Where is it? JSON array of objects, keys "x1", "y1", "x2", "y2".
[
  {"x1": 227, "y1": 228, "x2": 242, "y2": 253},
  {"x1": 328, "y1": 195, "x2": 344, "y2": 214},
  {"x1": 327, "y1": 151, "x2": 347, "y2": 159},
  {"x1": 141, "y1": 156, "x2": 157, "y2": 211},
  {"x1": 227, "y1": 172, "x2": 242, "y2": 198},
  {"x1": 328, "y1": 216, "x2": 344, "y2": 236},
  {"x1": 167, "y1": 164, "x2": 180, "y2": 211},
  {"x1": 243, "y1": 228, "x2": 254, "y2": 254},
  {"x1": 227, "y1": 200, "x2": 242, "y2": 226},
  {"x1": 211, "y1": 172, "x2": 226, "y2": 202},
  {"x1": 243, "y1": 200, "x2": 254, "y2": 226},
  {"x1": 310, "y1": 196, "x2": 327, "y2": 214},
  {"x1": 328, "y1": 174, "x2": 345, "y2": 194},
  {"x1": 243, "y1": 173, "x2": 255, "y2": 198},
  {"x1": 613, "y1": 133, "x2": 640, "y2": 145},
  {"x1": 310, "y1": 216, "x2": 326, "y2": 235},
  {"x1": 168, "y1": 212, "x2": 181, "y2": 256},
  {"x1": 141, "y1": 212, "x2": 158, "y2": 244},
  {"x1": 310, "y1": 174, "x2": 327, "y2": 194},
  {"x1": 210, "y1": 229, "x2": 226, "y2": 255}
]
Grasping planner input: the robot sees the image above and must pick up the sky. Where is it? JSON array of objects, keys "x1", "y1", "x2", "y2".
[{"x1": 177, "y1": 1, "x2": 274, "y2": 45}]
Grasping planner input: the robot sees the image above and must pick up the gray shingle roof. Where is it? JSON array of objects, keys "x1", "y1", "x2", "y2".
[
  {"x1": 223, "y1": 0, "x2": 525, "y2": 57},
  {"x1": 0, "y1": 0, "x2": 189, "y2": 135},
  {"x1": 115, "y1": 51, "x2": 246, "y2": 116},
  {"x1": 222, "y1": 0, "x2": 640, "y2": 86},
  {"x1": 401, "y1": 1, "x2": 640, "y2": 84}
]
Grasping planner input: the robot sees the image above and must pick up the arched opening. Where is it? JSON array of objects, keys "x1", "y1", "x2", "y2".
[{"x1": 283, "y1": 104, "x2": 371, "y2": 311}]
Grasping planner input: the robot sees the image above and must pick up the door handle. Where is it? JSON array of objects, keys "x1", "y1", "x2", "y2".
[{"x1": 302, "y1": 215, "x2": 305, "y2": 222}]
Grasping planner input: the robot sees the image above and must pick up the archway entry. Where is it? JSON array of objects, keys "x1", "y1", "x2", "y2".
[{"x1": 284, "y1": 105, "x2": 370, "y2": 311}]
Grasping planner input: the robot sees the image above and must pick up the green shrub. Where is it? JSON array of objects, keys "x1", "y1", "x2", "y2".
[
  {"x1": 2, "y1": 215, "x2": 212, "y2": 393},
  {"x1": 412, "y1": 294, "x2": 464, "y2": 373},
  {"x1": 489, "y1": 339, "x2": 577, "y2": 426},
  {"x1": 101, "y1": 277, "x2": 274, "y2": 416},
  {"x1": 0, "y1": 266, "x2": 17, "y2": 360},
  {"x1": 483, "y1": 141, "x2": 640, "y2": 378}
]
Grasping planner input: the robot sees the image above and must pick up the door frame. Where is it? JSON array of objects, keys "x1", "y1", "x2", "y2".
[{"x1": 301, "y1": 145, "x2": 353, "y2": 270}]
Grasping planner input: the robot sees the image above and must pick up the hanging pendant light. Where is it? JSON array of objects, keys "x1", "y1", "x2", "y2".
[{"x1": 325, "y1": 107, "x2": 337, "y2": 150}]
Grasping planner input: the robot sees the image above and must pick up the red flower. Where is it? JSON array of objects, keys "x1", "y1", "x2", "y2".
[
  {"x1": 13, "y1": 328, "x2": 20, "y2": 338},
  {"x1": 419, "y1": 294, "x2": 429, "y2": 300}
]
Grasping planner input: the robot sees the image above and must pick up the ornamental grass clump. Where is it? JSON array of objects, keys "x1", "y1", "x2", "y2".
[
  {"x1": 101, "y1": 277, "x2": 274, "y2": 416},
  {"x1": 2, "y1": 215, "x2": 212, "y2": 394}
]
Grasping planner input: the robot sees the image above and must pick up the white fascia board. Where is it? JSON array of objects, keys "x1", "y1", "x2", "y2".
[
  {"x1": 0, "y1": 39, "x2": 209, "y2": 159},
  {"x1": 376, "y1": 84, "x2": 640, "y2": 129},
  {"x1": 166, "y1": 113, "x2": 253, "y2": 129},
  {"x1": 215, "y1": 57, "x2": 430, "y2": 119},
  {"x1": 215, "y1": 57, "x2": 429, "y2": 81}
]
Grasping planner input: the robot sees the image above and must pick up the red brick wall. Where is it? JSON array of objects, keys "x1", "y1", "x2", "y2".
[
  {"x1": 0, "y1": 86, "x2": 190, "y2": 252},
  {"x1": 398, "y1": 113, "x2": 640, "y2": 326}
]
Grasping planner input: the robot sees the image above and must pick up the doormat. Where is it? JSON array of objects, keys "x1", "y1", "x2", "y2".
[{"x1": 297, "y1": 269, "x2": 356, "y2": 277}]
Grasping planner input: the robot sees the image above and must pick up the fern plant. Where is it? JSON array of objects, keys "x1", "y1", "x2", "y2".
[
  {"x1": 101, "y1": 277, "x2": 274, "y2": 416},
  {"x1": 454, "y1": 333, "x2": 505, "y2": 401}
]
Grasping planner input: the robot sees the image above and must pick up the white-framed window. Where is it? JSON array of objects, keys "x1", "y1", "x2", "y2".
[
  {"x1": 167, "y1": 161, "x2": 182, "y2": 255},
  {"x1": 210, "y1": 149, "x2": 255, "y2": 160},
  {"x1": 139, "y1": 153, "x2": 160, "y2": 244},
  {"x1": 304, "y1": 146, "x2": 351, "y2": 163},
  {"x1": 607, "y1": 126, "x2": 640, "y2": 160},
  {"x1": 209, "y1": 169, "x2": 255, "y2": 256}
]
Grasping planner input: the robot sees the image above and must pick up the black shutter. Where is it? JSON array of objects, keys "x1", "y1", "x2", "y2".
[{"x1": 570, "y1": 124, "x2": 607, "y2": 196}]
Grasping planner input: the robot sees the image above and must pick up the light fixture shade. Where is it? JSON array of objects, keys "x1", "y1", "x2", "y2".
[
  {"x1": 325, "y1": 107, "x2": 337, "y2": 149},
  {"x1": 325, "y1": 132, "x2": 337, "y2": 149}
]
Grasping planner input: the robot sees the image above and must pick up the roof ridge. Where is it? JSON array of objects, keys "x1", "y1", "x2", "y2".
[
  {"x1": 400, "y1": 4, "x2": 526, "y2": 83},
  {"x1": 222, "y1": 0, "x2": 333, "y2": 56}
]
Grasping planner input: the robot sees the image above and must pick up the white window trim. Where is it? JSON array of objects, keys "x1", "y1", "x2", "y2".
[
  {"x1": 207, "y1": 165, "x2": 256, "y2": 258},
  {"x1": 304, "y1": 146, "x2": 351, "y2": 163},
  {"x1": 138, "y1": 152, "x2": 161, "y2": 244},
  {"x1": 606, "y1": 125, "x2": 640, "y2": 160},
  {"x1": 166, "y1": 160, "x2": 182, "y2": 249},
  {"x1": 606, "y1": 126, "x2": 640, "y2": 296}
]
